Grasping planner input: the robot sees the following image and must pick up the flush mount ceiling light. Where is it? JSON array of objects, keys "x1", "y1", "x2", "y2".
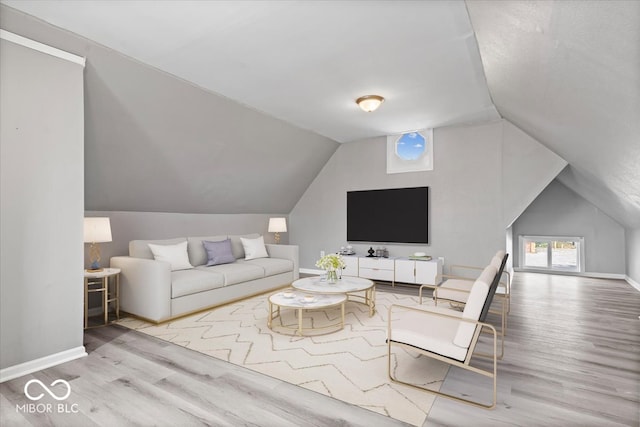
[{"x1": 356, "y1": 95, "x2": 384, "y2": 112}]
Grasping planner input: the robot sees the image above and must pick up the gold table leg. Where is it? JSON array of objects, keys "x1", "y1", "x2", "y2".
[
  {"x1": 103, "y1": 277, "x2": 108, "y2": 326},
  {"x1": 84, "y1": 278, "x2": 88, "y2": 329}
]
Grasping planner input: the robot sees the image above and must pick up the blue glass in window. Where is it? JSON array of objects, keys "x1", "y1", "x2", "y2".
[{"x1": 395, "y1": 132, "x2": 426, "y2": 160}]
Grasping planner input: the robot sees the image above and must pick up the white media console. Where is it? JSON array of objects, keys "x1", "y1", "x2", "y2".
[{"x1": 340, "y1": 255, "x2": 443, "y2": 286}]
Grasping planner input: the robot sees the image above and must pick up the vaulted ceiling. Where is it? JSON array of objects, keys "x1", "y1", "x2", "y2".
[{"x1": 2, "y1": 1, "x2": 639, "y2": 227}]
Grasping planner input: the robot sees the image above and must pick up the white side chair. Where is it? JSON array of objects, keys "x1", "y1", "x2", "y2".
[
  {"x1": 387, "y1": 265, "x2": 499, "y2": 409},
  {"x1": 449, "y1": 250, "x2": 511, "y2": 313},
  {"x1": 420, "y1": 252, "x2": 509, "y2": 359}
]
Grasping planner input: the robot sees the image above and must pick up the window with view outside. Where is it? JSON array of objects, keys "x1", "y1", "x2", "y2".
[{"x1": 520, "y1": 236, "x2": 583, "y2": 273}]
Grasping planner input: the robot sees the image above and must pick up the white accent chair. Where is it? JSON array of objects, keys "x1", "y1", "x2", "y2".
[
  {"x1": 387, "y1": 265, "x2": 499, "y2": 409},
  {"x1": 420, "y1": 251, "x2": 509, "y2": 358},
  {"x1": 448, "y1": 250, "x2": 511, "y2": 313}
]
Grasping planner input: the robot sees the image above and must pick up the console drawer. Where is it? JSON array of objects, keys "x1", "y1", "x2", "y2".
[
  {"x1": 358, "y1": 257, "x2": 394, "y2": 270},
  {"x1": 358, "y1": 267, "x2": 394, "y2": 282}
]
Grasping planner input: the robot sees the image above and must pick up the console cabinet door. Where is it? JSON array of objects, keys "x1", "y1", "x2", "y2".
[
  {"x1": 342, "y1": 256, "x2": 359, "y2": 277},
  {"x1": 415, "y1": 260, "x2": 443, "y2": 285},
  {"x1": 394, "y1": 259, "x2": 416, "y2": 284}
]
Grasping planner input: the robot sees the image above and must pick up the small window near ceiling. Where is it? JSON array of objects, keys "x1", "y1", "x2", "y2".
[
  {"x1": 396, "y1": 132, "x2": 426, "y2": 160},
  {"x1": 386, "y1": 129, "x2": 434, "y2": 174},
  {"x1": 519, "y1": 236, "x2": 584, "y2": 273}
]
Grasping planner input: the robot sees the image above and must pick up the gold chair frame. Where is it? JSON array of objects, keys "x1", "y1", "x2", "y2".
[{"x1": 387, "y1": 304, "x2": 498, "y2": 409}]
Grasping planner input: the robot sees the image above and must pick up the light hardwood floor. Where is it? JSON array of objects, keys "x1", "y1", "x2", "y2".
[
  {"x1": 425, "y1": 273, "x2": 640, "y2": 427},
  {"x1": 1, "y1": 273, "x2": 638, "y2": 426}
]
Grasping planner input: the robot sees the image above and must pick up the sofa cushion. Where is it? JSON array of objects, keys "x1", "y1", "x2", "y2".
[
  {"x1": 195, "y1": 263, "x2": 264, "y2": 285},
  {"x1": 203, "y1": 239, "x2": 236, "y2": 266},
  {"x1": 228, "y1": 233, "x2": 260, "y2": 259},
  {"x1": 240, "y1": 235, "x2": 269, "y2": 260},
  {"x1": 240, "y1": 258, "x2": 293, "y2": 276},
  {"x1": 130, "y1": 238, "x2": 186, "y2": 260},
  {"x1": 148, "y1": 241, "x2": 193, "y2": 271},
  {"x1": 171, "y1": 269, "x2": 225, "y2": 298},
  {"x1": 187, "y1": 235, "x2": 227, "y2": 266}
]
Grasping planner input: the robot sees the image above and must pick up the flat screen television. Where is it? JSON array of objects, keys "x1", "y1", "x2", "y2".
[{"x1": 347, "y1": 187, "x2": 429, "y2": 244}]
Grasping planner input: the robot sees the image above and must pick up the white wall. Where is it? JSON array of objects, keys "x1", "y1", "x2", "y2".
[
  {"x1": 512, "y1": 180, "x2": 626, "y2": 275},
  {"x1": 625, "y1": 227, "x2": 640, "y2": 286},
  {"x1": 290, "y1": 120, "x2": 566, "y2": 270},
  {"x1": 1, "y1": 36, "x2": 85, "y2": 374}
]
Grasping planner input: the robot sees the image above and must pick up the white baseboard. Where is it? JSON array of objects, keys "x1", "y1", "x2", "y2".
[
  {"x1": 626, "y1": 275, "x2": 640, "y2": 292},
  {"x1": 0, "y1": 346, "x2": 87, "y2": 383},
  {"x1": 582, "y1": 272, "x2": 626, "y2": 280},
  {"x1": 514, "y1": 268, "x2": 626, "y2": 280}
]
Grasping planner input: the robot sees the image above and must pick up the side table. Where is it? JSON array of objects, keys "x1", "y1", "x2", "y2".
[{"x1": 84, "y1": 267, "x2": 120, "y2": 329}]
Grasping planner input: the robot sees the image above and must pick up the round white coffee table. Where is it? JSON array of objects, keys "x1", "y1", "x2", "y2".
[
  {"x1": 291, "y1": 276, "x2": 376, "y2": 316},
  {"x1": 268, "y1": 289, "x2": 346, "y2": 336}
]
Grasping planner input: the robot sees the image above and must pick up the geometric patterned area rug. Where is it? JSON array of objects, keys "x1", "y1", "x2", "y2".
[{"x1": 118, "y1": 290, "x2": 449, "y2": 426}]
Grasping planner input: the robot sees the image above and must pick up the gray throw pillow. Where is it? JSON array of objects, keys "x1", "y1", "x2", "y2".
[{"x1": 203, "y1": 239, "x2": 236, "y2": 266}]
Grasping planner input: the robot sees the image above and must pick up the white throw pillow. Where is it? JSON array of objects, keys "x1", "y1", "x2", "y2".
[
  {"x1": 240, "y1": 236, "x2": 269, "y2": 260},
  {"x1": 148, "y1": 241, "x2": 193, "y2": 271}
]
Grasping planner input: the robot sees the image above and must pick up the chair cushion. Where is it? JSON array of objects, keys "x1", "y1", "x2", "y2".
[
  {"x1": 239, "y1": 258, "x2": 293, "y2": 276},
  {"x1": 171, "y1": 269, "x2": 225, "y2": 298},
  {"x1": 490, "y1": 255, "x2": 502, "y2": 269},
  {"x1": 437, "y1": 279, "x2": 473, "y2": 303},
  {"x1": 195, "y1": 263, "x2": 264, "y2": 285},
  {"x1": 390, "y1": 307, "x2": 468, "y2": 361},
  {"x1": 452, "y1": 265, "x2": 495, "y2": 348}
]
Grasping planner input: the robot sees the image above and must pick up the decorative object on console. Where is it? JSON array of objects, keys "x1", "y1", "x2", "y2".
[
  {"x1": 315, "y1": 253, "x2": 346, "y2": 284},
  {"x1": 355, "y1": 94, "x2": 384, "y2": 112},
  {"x1": 339, "y1": 245, "x2": 355, "y2": 255},
  {"x1": 268, "y1": 217, "x2": 287, "y2": 244},
  {"x1": 410, "y1": 251, "x2": 432, "y2": 261},
  {"x1": 84, "y1": 217, "x2": 113, "y2": 272},
  {"x1": 367, "y1": 247, "x2": 375, "y2": 257},
  {"x1": 375, "y1": 247, "x2": 389, "y2": 257}
]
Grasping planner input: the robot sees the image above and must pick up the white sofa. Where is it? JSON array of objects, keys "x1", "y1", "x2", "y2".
[{"x1": 111, "y1": 234, "x2": 299, "y2": 323}]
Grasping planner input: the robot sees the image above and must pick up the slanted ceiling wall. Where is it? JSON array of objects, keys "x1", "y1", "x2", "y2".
[
  {"x1": 290, "y1": 120, "x2": 566, "y2": 270},
  {"x1": 0, "y1": 5, "x2": 339, "y2": 215}
]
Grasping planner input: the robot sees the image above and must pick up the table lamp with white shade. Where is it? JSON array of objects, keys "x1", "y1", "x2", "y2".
[
  {"x1": 84, "y1": 217, "x2": 112, "y2": 272},
  {"x1": 268, "y1": 217, "x2": 287, "y2": 244}
]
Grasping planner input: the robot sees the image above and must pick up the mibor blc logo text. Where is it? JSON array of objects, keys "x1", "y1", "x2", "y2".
[{"x1": 17, "y1": 379, "x2": 79, "y2": 414}]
